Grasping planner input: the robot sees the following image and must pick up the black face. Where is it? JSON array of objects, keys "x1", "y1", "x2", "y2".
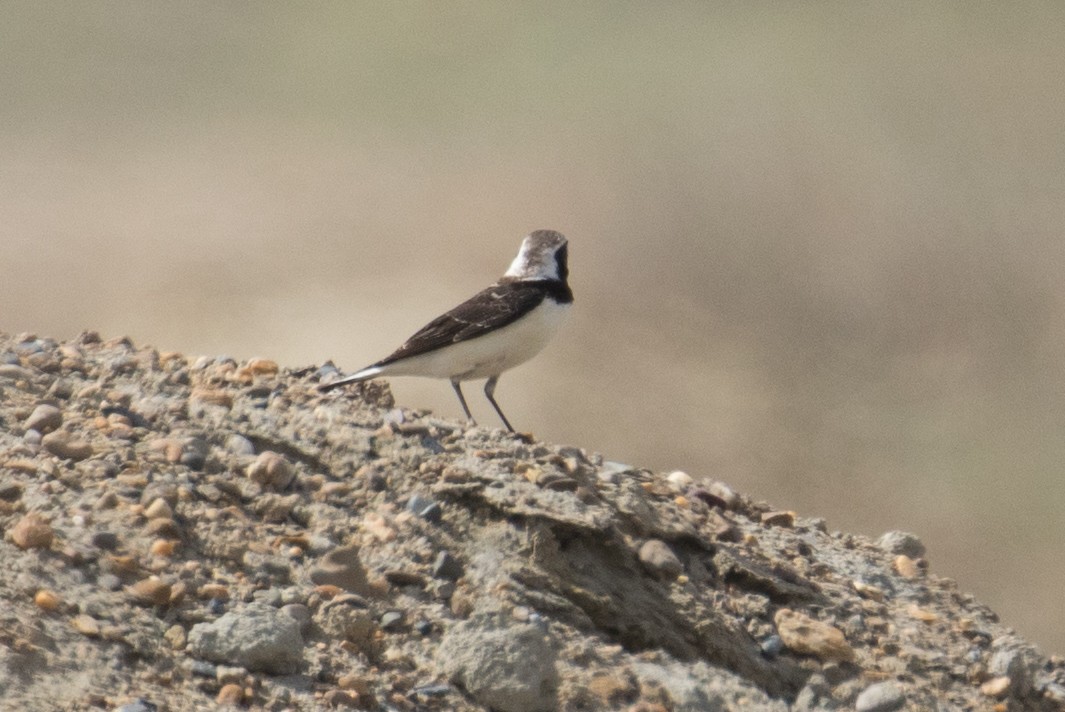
[{"x1": 554, "y1": 242, "x2": 569, "y2": 283}]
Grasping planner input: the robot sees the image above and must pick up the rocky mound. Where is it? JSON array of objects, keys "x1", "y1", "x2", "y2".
[{"x1": 0, "y1": 331, "x2": 1062, "y2": 711}]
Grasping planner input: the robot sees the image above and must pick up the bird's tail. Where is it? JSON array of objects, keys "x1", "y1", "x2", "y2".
[{"x1": 318, "y1": 365, "x2": 385, "y2": 392}]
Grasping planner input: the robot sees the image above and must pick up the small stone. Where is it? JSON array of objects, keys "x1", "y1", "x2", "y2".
[
  {"x1": 199, "y1": 583, "x2": 230, "y2": 601},
  {"x1": 774, "y1": 608, "x2": 854, "y2": 662},
  {"x1": 322, "y1": 689, "x2": 359, "y2": 708},
  {"x1": 407, "y1": 493, "x2": 442, "y2": 522},
  {"x1": 665, "y1": 470, "x2": 693, "y2": 491},
  {"x1": 893, "y1": 555, "x2": 920, "y2": 579},
  {"x1": 760, "y1": 634, "x2": 784, "y2": 657},
  {"x1": 761, "y1": 510, "x2": 796, "y2": 527},
  {"x1": 128, "y1": 578, "x2": 172, "y2": 607},
  {"x1": 164, "y1": 624, "x2": 187, "y2": 650},
  {"x1": 144, "y1": 518, "x2": 182, "y2": 538},
  {"x1": 0, "y1": 363, "x2": 31, "y2": 380},
  {"x1": 638, "y1": 539, "x2": 683, "y2": 579},
  {"x1": 246, "y1": 357, "x2": 279, "y2": 375},
  {"x1": 95, "y1": 491, "x2": 119, "y2": 510},
  {"x1": 906, "y1": 603, "x2": 937, "y2": 623},
  {"x1": 855, "y1": 681, "x2": 906, "y2": 712},
  {"x1": 877, "y1": 531, "x2": 926, "y2": 558},
  {"x1": 980, "y1": 676, "x2": 1011, "y2": 698},
  {"x1": 24, "y1": 404, "x2": 63, "y2": 433},
  {"x1": 41, "y1": 431, "x2": 94, "y2": 461},
  {"x1": 852, "y1": 580, "x2": 885, "y2": 601},
  {"x1": 91, "y1": 530, "x2": 120, "y2": 550},
  {"x1": 190, "y1": 388, "x2": 233, "y2": 408},
  {"x1": 225, "y1": 433, "x2": 256, "y2": 455},
  {"x1": 706, "y1": 481, "x2": 739, "y2": 509},
  {"x1": 247, "y1": 451, "x2": 295, "y2": 491},
  {"x1": 0, "y1": 482, "x2": 23, "y2": 501},
  {"x1": 150, "y1": 539, "x2": 178, "y2": 557},
  {"x1": 316, "y1": 597, "x2": 376, "y2": 649},
  {"x1": 34, "y1": 589, "x2": 61, "y2": 612},
  {"x1": 188, "y1": 602, "x2": 304, "y2": 674},
  {"x1": 216, "y1": 683, "x2": 244, "y2": 706},
  {"x1": 71, "y1": 614, "x2": 101, "y2": 637},
  {"x1": 432, "y1": 551, "x2": 464, "y2": 581},
  {"x1": 380, "y1": 611, "x2": 404, "y2": 631},
  {"x1": 11, "y1": 513, "x2": 54, "y2": 549},
  {"x1": 144, "y1": 497, "x2": 174, "y2": 520}
]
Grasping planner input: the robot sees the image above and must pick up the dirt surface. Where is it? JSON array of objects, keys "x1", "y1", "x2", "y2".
[{"x1": 0, "y1": 331, "x2": 1062, "y2": 711}]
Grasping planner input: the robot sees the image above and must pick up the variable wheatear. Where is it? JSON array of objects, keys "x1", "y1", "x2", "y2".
[{"x1": 319, "y1": 230, "x2": 572, "y2": 431}]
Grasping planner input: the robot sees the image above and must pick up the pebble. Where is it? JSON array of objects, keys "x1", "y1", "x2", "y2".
[
  {"x1": 11, "y1": 513, "x2": 54, "y2": 549},
  {"x1": 407, "y1": 493, "x2": 442, "y2": 522},
  {"x1": 316, "y1": 597, "x2": 376, "y2": 648},
  {"x1": 71, "y1": 614, "x2": 101, "y2": 637},
  {"x1": 638, "y1": 539, "x2": 683, "y2": 579},
  {"x1": 225, "y1": 433, "x2": 256, "y2": 455},
  {"x1": 893, "y1": 555, "x2": 920, "y2": 579},
  {"x1": 432, "y1": 551, "x2": 464, "y2": 581},
  {"x1": 855, "y1": 681, "x2": 906, "y2": 712},
  {"x1": 34, "y1": 589, "x2": 61, "y2": 612},
  {"x1": 380, "y1": 611, "x2": 405, "y2": 631},
  {"x1": 216, "y1": 683, "x2": 245, "y2": 705},
  {"x1": 24, "y1": 403, "x2": 63, "y2": 433},
  {"x1": 247, "y1": 451, "x2": 296, "y2": 491},
  {"x1": 246, "y1": 357, "x2": 279, "y2": 375},
  {"x1": 761, "y1": 510, "x2": 796, "y2": 527},
  {"x1": 188, "y1": 602, "x2": 304, "y2": 674},
  {"x1": 877, "y1": 531, "x2": 926, "y2": 558},
  {"x1": 190, "y1": 388, "x2": 233, "y2": 408},
  {"x1": 665, "y1": 470, "x2": 693, "y2": 491},
  {"x1": 144, "y1": 497, "x2": 174, "y2": 520},
  {"x1": 0, "y1": 363, "x2": 31, "y2": 380},
  {"x1": 90, "y1": 527, "x2": 121, "y2": 549},
  {"x1": 128, "y1": 578, "x2": 173, "y2": 607},
  {"x1": 0, "y1": 482, "x2": 23, "y2": 501},
  {"x1": 980, "y1": 676, "x2": 1011, "y2": 698},
  {"x1": 164, "y1": 624, "x2": 187, "y2": 650},
  {"x1": 41, "y1": 430, "x2": 94, "y2": 461},
  {"x1": 706, "y1": 481, "x2": 739, "y2": 509},
  {"x1": 324, "y1": 689, "x2": 360, "y2": 707},
  {"x1": 760, "y1": 634, "x2": 784, "y2": 657},
  {"x1": 199, "y1": 583, "x2": 230, "y2": 601},
  {"x1": 774, "y1": 608, "x2": 854, "y2": 662}
]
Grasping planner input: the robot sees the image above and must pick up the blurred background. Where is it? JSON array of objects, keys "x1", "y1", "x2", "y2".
[{"x1": 2, "y1": 3, "x2": 1064, "y2": 652}]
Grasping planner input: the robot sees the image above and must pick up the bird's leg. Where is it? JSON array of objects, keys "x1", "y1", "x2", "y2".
[
  {"x1": 484, "y1": 375, "x2": 515, "y2": 432},
  {"x1": 451, "y1": 378, "x2": 477, "y2": 425}
]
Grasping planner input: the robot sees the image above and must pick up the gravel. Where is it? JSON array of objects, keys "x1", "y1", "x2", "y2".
[{"x1": 0, "y1": 329, "x2": 1062, "y2": 711}]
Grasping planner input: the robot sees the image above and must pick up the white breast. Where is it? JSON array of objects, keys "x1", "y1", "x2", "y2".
[{"x1": 380, "y1": 298, "x2": 570, "y2": 381}]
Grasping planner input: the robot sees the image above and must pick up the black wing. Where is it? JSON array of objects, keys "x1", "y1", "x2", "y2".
[{"x1": 375, "y1": 280, "x2": 553, "y2": 366}]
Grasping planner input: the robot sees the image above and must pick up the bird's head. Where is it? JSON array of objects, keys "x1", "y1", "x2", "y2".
[{"x1": 504, "y1": 229, "x2": 568, "y2": 283}]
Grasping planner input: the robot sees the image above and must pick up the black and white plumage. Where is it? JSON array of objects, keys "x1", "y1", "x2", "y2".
[{"x1": 319, "y1": 230, "x2": 573, "y2": 431}]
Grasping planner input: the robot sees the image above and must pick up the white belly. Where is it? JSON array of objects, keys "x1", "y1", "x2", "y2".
[{"x1": 380, "y1": 299, "x2": 570, "y2": 381}]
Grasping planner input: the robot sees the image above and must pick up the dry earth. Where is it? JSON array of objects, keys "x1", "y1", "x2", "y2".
[{"x1": 0, "y1": 331, "x2": 1062, "y2": 711}]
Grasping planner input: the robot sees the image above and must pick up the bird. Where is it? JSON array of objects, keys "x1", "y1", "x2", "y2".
[{"x1": 319, "y1": 230, "x2": 572, "y2": 432}]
